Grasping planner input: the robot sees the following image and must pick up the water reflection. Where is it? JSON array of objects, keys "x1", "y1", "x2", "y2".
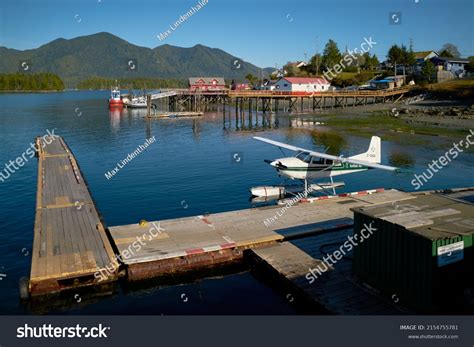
[
  {"x1": 389, "y1": 151, "x2": 415, "y2": 168},
  {"x1": 192, "y1": 119, "x2": 201, "y2": 140},
  {"x1": 222, "y1": 108, "x2": 331, "y2": 133},
  {"x1": 109, "y1": 109, "x2": 122, "y2": 132},
  {"x1": 223, "y1": 111, "x2": 280, "y2": 130},
  {"x1": 311, "y1": 130, "x2": 347, "y2": 155},
  {"x1": 125, "y1": 107, "x2": 148, "y2": 118}
]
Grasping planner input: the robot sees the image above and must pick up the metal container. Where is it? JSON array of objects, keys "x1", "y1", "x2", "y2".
[{"x1": 351, "y1": 194, "x2": 474, "y2": 312}]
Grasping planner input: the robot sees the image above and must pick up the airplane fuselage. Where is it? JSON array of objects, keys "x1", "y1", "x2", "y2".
[{"x1": 270, "y1": 156, "x2": 369, "y2": 180}]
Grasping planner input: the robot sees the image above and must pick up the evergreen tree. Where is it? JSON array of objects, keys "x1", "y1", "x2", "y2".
[
  {"x1": 321, "y1": 39, "x2": 342, "y2": 71},
  {"x1": 421, "y1": 61, "x2": 436, "y2": 83},
  {"x1": 387, "y1": 45, "x2": 403, "y2": 74}
]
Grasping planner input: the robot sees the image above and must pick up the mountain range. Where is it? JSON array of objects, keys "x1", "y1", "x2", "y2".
[{"x1": 0, "y1": 32, "x2": 271, "y2": 87}]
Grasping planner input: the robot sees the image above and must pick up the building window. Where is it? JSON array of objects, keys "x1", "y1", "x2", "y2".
[{"x1": 284, "y1": 84, "x2": 288, "y2": 87}]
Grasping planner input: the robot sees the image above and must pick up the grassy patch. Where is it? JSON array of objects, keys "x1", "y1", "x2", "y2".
[
  {"x1": 413, "y1": 77, "x2": 474, "y2": 100},
  {"x1": 320, "y1": 113, "x2": 468, "y2": 143}
]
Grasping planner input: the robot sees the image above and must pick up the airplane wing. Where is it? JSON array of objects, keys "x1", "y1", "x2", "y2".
[{"x1": 253, "y1": 136, "x2": 398, "y2": 172}]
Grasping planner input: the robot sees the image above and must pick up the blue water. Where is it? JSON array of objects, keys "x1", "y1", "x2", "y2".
[{"x1": 0, "y1": 91, "x2": 473, "y2": 314}]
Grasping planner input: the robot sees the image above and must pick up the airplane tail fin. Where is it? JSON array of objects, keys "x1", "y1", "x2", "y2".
[{"x1": 349, "y1": 136, "x2": 381, "y2": 164}]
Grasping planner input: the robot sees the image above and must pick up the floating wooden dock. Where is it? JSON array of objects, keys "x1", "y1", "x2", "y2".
[
  {"x1": 146, "y1": 111, "x2": 204, "y2": 119},
  {"x1": 29, "y1": 136, "x2": 118, "y2": 296},
  {"x1": 108, "y1": 189, "x2": 412, "y2": 281}
]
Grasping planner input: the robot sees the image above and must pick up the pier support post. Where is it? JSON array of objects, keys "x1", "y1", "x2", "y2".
[{"x1": 146, "y1": 94, "x2": 151, "y2": 117}]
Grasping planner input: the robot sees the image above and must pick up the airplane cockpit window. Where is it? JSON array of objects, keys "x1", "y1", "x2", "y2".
[
  {"x1": 295, "y1": 152, "x2": 306, "y2": 160},
  {"x1": 296, "y1": 152, "x2": 312, "y2": 163}
]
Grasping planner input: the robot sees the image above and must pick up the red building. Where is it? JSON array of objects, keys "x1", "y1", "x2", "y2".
[{"x1": 188, "y1": 77, "x2": 226, "y2": 91}]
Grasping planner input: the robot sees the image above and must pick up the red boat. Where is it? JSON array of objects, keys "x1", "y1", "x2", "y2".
[{"x1": 108, "y1": 87, "x2": 123, "y2": 108}]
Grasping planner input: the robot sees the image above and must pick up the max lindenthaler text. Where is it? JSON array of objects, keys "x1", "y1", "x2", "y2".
[{"x1": 105, "y1": 136, "x2": 156, "y2": 180}]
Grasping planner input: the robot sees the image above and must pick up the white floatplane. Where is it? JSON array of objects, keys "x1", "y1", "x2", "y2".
[{"x1": 251, "y1": 135, "x2": 398, "y2": 198}]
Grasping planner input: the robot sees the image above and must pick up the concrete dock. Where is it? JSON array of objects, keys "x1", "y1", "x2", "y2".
[
  {"x1": 29, "y1": 136, "x2": 118, "y2": 296},
  {"x1": 108, "y1": 189, "x2": 412, "y2": 281}
]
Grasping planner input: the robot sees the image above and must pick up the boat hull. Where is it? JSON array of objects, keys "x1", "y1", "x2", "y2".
[{"x1": 109, "y1": 99, "x2": 123, "y2": 108}]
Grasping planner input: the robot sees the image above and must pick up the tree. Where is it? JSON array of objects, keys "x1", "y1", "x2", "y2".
[
  {"x1": 404, "y1": 45, "x2": 416, "y2": 74},
  {"x1": 395, "y1": 44, "x2": 416, "y2": 76},
  {"x1": 321, "y1": 39, "x2": 342, "y2": 71},
  {"x1": 0, "y1": 73, "x2": 65, "y2": 91},
  {"x1": 305, "y1": 53, "x2": 322, "y2": 75},
  {"x1": 466, "y1": 56, "x2": 474, "y2": 73},
  {"x1": 361, "y1": 52, "x2": 370, "y2": 69},
  {"x1": 439, "y1": 43, "x2": 460, "y2": 57},
  {"x1": 282, "y1": 62, "x2": 299, "y2": 77},
  {"x1": 387, "y1": 45, "x2": 403, "y2": 75},
  {"x1": 421, "y1": 61, "x2": 436, "y2": 83},
  {"x1": 362, "y1": 52, "x2": 379, "y2": 70},
  {"x1": 245, "y1": 73, "x2": 257, "y2": 86},
  {"x1": 370, "y1": 54, "x2": 380, "y2": 70},
  {"x1": 439, "y1": 49, "x2": 454, "y2": 58}
]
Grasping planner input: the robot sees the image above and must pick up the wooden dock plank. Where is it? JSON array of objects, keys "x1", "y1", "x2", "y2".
[
  {"x1": 250, "y1": 241, "x2": 406, "y2": 315},
  {"x1": 29, "y1": 136, "x2": 118, "y2": 296}
]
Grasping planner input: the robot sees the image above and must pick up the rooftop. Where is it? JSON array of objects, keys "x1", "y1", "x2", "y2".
[
  {"x1": 432, "y1": 56, "x2": 470, "y2": 63},
  {"x1": 281, "y1": 77, "x2": 329, "y2": 84},
  {"x1": 414, "y1": 50, "x2": 437, "y2": 59},
  {"x1": 352, "y1": 193, "x2": 474, "y2": 239}
]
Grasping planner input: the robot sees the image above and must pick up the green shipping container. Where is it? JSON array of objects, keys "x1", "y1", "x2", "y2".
[{"x1": 351, "y1": 194, "x2": 474, "y2": 312}]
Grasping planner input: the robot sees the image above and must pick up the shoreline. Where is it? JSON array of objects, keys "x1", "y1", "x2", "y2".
[{"x1": 0, "y1": 89, "x2": 65, "y2": 93}]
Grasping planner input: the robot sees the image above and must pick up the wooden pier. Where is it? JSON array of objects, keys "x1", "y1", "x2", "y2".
[
  {"x1": 29, "y1": 136, "x2": 118, "y2": 296},
  {"x1": 151, "y1": 87, "x2": 411, "y2": 114},
  {"x1": 225, "y1": 88, "x2": 410, "y2": 113}
]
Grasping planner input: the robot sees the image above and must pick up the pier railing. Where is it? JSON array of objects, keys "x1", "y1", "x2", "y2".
[
  {"x1": 226, "y1": 87, "x2": 410, "y2": 98},
  {"x1": 150, "y1": 87, "x2": 410, "y2": 98}
]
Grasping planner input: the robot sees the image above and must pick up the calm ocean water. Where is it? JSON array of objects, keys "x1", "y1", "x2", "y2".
[{"x1": 0, "y1": 90, "x2": 473, "y2": 314}]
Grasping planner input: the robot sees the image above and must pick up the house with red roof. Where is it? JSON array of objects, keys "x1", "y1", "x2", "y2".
[
  {"x1": 274, "y1": 77, "x2": 330, "y2": 93},
  {"x1": 188, "y1": 77, "x2": 226, "y2": 91}
]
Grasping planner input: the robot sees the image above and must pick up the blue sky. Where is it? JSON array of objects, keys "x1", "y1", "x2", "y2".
[{"x1": 1, "y1": 0, "x2": 473, "y2": 68}]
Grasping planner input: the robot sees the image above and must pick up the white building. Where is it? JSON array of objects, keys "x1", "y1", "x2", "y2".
[
  {"x1": 414, "y1": 51, "x2": 439, "y2": 63},
  {"x1": 274, "y1": 77, "x2": 330, "y2": 93}
]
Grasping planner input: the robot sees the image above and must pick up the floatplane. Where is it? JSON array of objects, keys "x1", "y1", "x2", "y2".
[{"x1": 251, "y1": 136, "x2": 398, "y2": 200}]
